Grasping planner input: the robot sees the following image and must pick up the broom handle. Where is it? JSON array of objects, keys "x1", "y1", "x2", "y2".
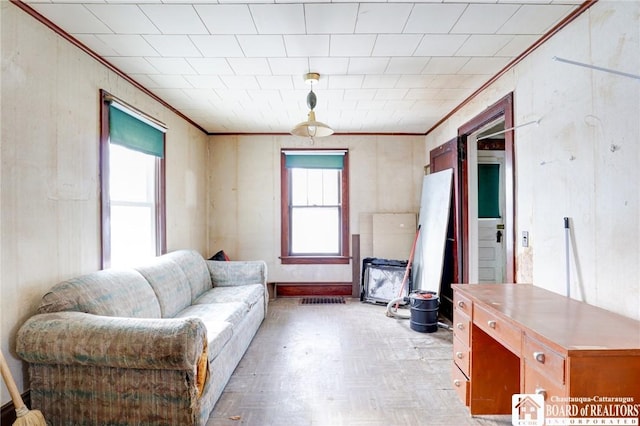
[
  {"x1": 394, "y1": 225, "x2": 421, "y2": 310},
  {"x1": 0, "y1": 350, "x2": 27, "y2": 410}
]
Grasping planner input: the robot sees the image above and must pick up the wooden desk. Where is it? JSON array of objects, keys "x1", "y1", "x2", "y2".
[{"x1": 451, "y1": 284, "x2": 640, "y2": 416}]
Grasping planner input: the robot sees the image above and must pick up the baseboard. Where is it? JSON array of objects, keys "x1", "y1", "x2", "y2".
[
  {"x1": 1, "y1": 390, "x2": 30, "y2": 425},
  {"x1": 275, "y1": 282, "x2": 352, "y2": 298}
]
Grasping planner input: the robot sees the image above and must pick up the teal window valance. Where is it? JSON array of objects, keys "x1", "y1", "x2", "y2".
[
  {"x1": 284, "y1": 152, "x2": 345, "y2": 169},
  {"x1": 109, "y1": 104, "x2": 165, "y2": 158}
]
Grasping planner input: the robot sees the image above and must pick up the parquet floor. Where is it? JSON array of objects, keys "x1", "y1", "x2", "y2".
[{"x1": 208, "y1": 297, "x2": 511, "y2": 426}]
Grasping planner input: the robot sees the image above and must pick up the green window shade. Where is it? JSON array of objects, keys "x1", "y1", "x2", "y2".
[
  {"x1": 109, "y1": 104, "x2": 165, "y2": 158},
  {"x1": 478, "y1": 163, "x2": 500, "y2": 218},
  {"x1": 285, "y1": 154, "x2": 344, "y2": 169}
]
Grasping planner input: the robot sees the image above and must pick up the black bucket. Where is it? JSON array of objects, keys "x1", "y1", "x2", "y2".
[{"x1": 409, "y1": 291, "x2": 439, "y2": 333}]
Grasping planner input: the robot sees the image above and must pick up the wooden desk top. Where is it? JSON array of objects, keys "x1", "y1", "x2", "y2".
[{"x1": 452, "y1": 284, "x2": 640, "y2": 355}]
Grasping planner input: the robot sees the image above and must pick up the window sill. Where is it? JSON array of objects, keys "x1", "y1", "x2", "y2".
[{"x1": 280, "y1": 256, "x2": 350, "y2": 265}]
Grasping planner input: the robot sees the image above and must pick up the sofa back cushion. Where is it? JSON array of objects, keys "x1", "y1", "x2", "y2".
[
  {"x1": 38, "y1": 269, "x2": 162, "y2": 318},
  {"x1": 163, "y1": 250, "x2": 212, "y2": 302},
  {"x1": 135, "y1": 257, "x2": 192, "y2": 318}
]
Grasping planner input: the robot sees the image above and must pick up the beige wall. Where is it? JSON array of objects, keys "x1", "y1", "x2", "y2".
[
  {"x1": 425, "y1": 1, "x2": 640, "y2": 320},
  {"x1": 1, "y1": 2, "x2": 210, "y2": 404},
  {"x1": 208, "y1": 134, "x2": 425, "y2": 283}
]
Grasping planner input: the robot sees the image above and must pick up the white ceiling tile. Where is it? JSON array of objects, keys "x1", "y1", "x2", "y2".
[
  {"x1": 309, "y1": 58, "x2": 350, "y2": 75},
  {"x1": 220, "y1": 76, "x2": 261, "y2": 90},
  {"x1": 344, "y1": 89, "x2": 377, "y2": 101},
  {"x1": 374, "y1": 88, "x2": 409, "y2": 100},
  {"x1": 95, "y1": 34, "x2": 160, "y2": 56},
  {"x1": 194, "y1": 4, "x2": 257, "y2": 35},
  {"x1": 362, "y1": 75, "x2": 399, "y2": 89},
  {"x1": 456, "y1": 35, "x2": 514, "y2": 56},
  {"x1": 145, "y1": 57, "x2": 196, "y2": 74},
  {"x1": 457, "y1": 57, "x2": 512, "y2": 75},
  {"x1": 86, "y1": 4, "x2": 159, "y2": 34},
  {"x1": 422, "y1": 57, "x2": 470, "y2": 74},
  {"x1": 183, "y1": 75, "x2": 226, "y2": 89},
  {"x1": 385, "y1": 57, "x2": 430, "y2": 74},
  {"x1": 227, "y1": 58, "x2": 272, "y2": 75},
  {"x1": 496, "y1": 34, "x2": 540, "y2": 56},
  {"x1": 328, "y1": 75, "x2": 364, "y2": 89},
  {"x1": 284, "y1": 35, "x2": 330, "y2": 57},
  {"x1": 330, "y1": 35, "x2": 376, "y2": 57},
  {"x1": 348, "y1": 58, "x2": 390, "y2": 74},
  {"x1": 190, "y1": 35, "x2": 244, "y2": 57},
  {"x1": 250, "y1": 4, "x2": 306, "y2": 35},
  {"x1": 143, "y1": 35, "x2": 202, "y2": 57},
  {"x1": 414, "y1": 34, "x2": 469, "y2": 56},
  {"x1": 139, "y1": 4, "x2": 208, "y2": 35},
  {"x1": 268, "y1": 58, "x2": 310, "y2": 75},
  {"x1": 186, "y1": 58, "x2": 234, "y2": 75},
  {"x1": 395, "y1": 75, "x2": 435, "y2": 89},
  {"x1": 29, "y1": 4, "x2": 112, "y2": 34},
  {"x1": 73, "y1": 34, "x2": 120, "y2": 56},
  {"x1": 355, "y1": 4, "x2": 413, "y2": 34},
  {"x1": 256, "y1": 76, "x2": 294, "y2": 90},
  {"x1": 237, "y1": 35, "x2": 286, "y2": 57},
  {"x1": 499, "y1": 5, "x2": 574, "y2": 34},
  {"x1": 451, "y1": 4, "x2": 520, "y2": 34},
  {"x1": 372, "y1": 35, "x2": 423, "y2": 57},
  {"x1": 305, "y1": 4, "x2": 359, "y2": 34},
  {"x1": 405, "y1": 88, "x2": 442, "y2": 100},
  {"x1": 104, "y1": 56, "x2": 159, "y2": 74},
  {"x1": 404, "y1": 4, "x2": 468, "y2": 34},
  {"x1": 357, "y1": 100, "x2": 388, "y2": 110},
  {"x1": 147, "y1": 74, "x2": 193, "y2": 89}
]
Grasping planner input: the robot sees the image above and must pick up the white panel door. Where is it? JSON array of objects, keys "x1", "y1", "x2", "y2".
[{"x1": 477, "y1": 153, "x2": 505, "y2": 283}]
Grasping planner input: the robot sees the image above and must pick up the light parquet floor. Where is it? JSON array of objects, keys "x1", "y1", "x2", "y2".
[{"x1": 208, "y1": 297, "x2": 512, "y2": 426}]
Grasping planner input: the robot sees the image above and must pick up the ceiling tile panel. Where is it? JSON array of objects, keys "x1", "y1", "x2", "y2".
[
  {"x1": 237, "y1": 35, "x2": 287, "y2": 57},
  {"x1": 309, "y1": 57, "x2": 350, "y2": 75},
  {"x1": 451, "y1": 4, "x2": 520, "y2": 34},
  {"x1": 186, "y1": 58, "x2": 235, "y2": 75},
  {"x1": 144, "y1": 35, "x2": 202, "y2": 57},
  {"x1": 104, "y1": 56, "x2": 159, "y2": 74},
  {"x1": 422, "y1": 57, "x2": 470, "y2": 74},
  {"x1": 372, "y1": 35, "x2": 423, "y2": 57},
  {"x1": 328, "y1": 75, "x2": 364, "y2": 89},
  {"x1": 86, "y1": 4, "x2": 159, "y2": 34},
  {"x1": 362, "y1": 75, "x2": 399, "y2": 89},
  {"x1": 268, "y1": 58, "x2": 310, "y2": 75},
  {"x1": 30, "y1": 4, "x2": 112, "y2": 34},
  {"x1": 414, "y1": 34, "x2": 469, "y2": 56},
  {"x1": 256, "y1": 75, "x2": 294, "y2": 90},
  {"x1": 183, "y1": 75, "x2": 227, "y2": 89},
  {"x1": 404, "y1": 4, "x2": 468, "y2": 34},
  {"x1": 305, "y1": 4, "x2": 359, "y2": 34},
  {"x1": 330, "y1": 35, "x2": 376, "y2": 57},
  {"x1": 348, "y1": 58, "x2": 390, "y2": 74},
  {"x1": 194, "y1": 4, "x2": 257, "y2": 35},
  {"x1": 499, "y1": 5, "x2": 574, "y2": 34},
  {"x1": 227, "y1": 58, "x2": 272, "y2": 75},
  {"x1": 140, "y1": 4, "x2": 208, "y2": 35},
  {"x1": 455, "y1": 35, "x2": 514, "y2": 56},
  {"x1": 355, "y1": 4, "x2": 413, "y2": 34},
  {"x1": 284, "y1": 35, "x2": 330, "y2": 57},
  {"x1": 190, "y1": 35, "x2": 244, "y2": 57},
  {"x1": 145, "y1": 57, "x2": 197, "y2": 74},
  {"x1": 95, "y1": 34, "x2": 160, "y2": 56},
  {"x1": 250, "y1": 4, "x2": 306, "y2": 35}
]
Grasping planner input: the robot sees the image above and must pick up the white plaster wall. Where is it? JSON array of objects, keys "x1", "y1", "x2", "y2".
[
  {"x1": 425, "y1": 1, "x2": 640, "y2": 320},
  {"x1": 1, "y1": 2, "x2": 210, "y2": 404},
  {"x1": 208, "y1": 134, "x2": 425, "y2": 283}
]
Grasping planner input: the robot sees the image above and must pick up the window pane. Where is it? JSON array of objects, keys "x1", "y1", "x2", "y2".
[
  {"x1": 290, "y1": 168, "x2": 340, "y2": 206},
  {"x1": 291, "y1": 168, "x2": 308, "y2": 205},
  {"x1": 110, "y1": 204, "x2": 155, "y2": 268},
  {"x1": 322, "y1": 170, "x2": 339, "y2": 204},
  {"x1": 291, "y1": 207, "x2": 339, "y2": 254},
  {"x1": 110, "y1": 144, "x2": 154, "y2": 202}
]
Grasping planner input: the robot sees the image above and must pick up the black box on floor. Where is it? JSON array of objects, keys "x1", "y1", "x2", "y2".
[{"x1": 360, "y1": 257, "x2": 411, "y2": 304}]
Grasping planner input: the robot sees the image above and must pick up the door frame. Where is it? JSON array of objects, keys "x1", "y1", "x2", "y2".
[{"x1": 458, "y1": 92, "x2": 515, "y2": 283}]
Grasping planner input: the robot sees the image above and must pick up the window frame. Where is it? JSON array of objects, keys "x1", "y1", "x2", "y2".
[
  {"x1": 280, "y1": 149, "x2": 350, "y2": 265},
  {"x1": 99, "y1": 90, "x2": 166, "y2": 269}
]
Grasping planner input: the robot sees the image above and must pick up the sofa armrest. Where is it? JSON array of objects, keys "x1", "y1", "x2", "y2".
[
  {"x1": 206, "y1": 260, "x2": 267, "y2": 288},
  {"x1": 16, "y1": 312, "x2": 207, "y2": 371}
]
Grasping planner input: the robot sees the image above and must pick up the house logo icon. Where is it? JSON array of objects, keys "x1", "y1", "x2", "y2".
[{"x1": 512, "y1": 394, "x2": 545, "y2": 426}]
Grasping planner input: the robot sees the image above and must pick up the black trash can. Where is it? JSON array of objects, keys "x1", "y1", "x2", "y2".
[{"x1": 409, "y1": 291, "x2": 439, "y2": 333}]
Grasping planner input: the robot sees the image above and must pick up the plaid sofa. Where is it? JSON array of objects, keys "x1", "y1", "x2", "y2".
[{"x1": 16, "y1": 250, "x2": 268, "y2": 425}]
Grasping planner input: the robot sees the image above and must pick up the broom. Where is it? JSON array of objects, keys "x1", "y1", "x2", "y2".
[{"x1": 0, "y1": 350, "x2": 47, "y2": 426}]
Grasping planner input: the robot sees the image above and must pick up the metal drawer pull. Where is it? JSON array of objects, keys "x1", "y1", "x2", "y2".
[
  {"x1": 535, "y1": 387, "x2": 547, "y2": 400},
  {"x1": 456, "y1": 351, "x2": 464, "y2": 359},
  {"x1": 456, "y1": 323, "x2": 464, "y2": 330},
  {"x1": 454, "y1": 379, "x2": 461, "y2": 387},
  {"x1": 458, "y1": 301, "x2": 465, "y2": 308},
  {"x1": 488, "y1": 320, "x2": 497, "y2": 329},
  {"x1": 534, "y1": 351, "x2": 546, "y2": 363}
]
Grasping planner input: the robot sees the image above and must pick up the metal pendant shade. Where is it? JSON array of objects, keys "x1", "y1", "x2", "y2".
[{"x1": 291, "y1": 73, "x2": 334, "y2": 139}]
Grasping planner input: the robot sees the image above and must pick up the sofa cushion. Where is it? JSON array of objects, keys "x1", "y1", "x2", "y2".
[
  {"x1": 163, "y1": 250, "x2": 212, "y2": 302},
  {"x1": 135, "y1": 258, "x2": 192, "y2": 318},
  {"x1": 194, "y1": 284, "x2": 264, "y2": 310},
  {"x1": 37, "y1": 269, "x2": 161, "y2": 318},
  {"x1": 173, "y1": 311, "x2": 233, "y2": 362},
  {"x1": 176, "y1": 302, "x2": 248, "y2": 329}
]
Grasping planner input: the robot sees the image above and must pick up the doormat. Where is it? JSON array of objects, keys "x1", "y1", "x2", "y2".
[{"x1": 300, "y1": 297, "x2": 346, "y2": 305}]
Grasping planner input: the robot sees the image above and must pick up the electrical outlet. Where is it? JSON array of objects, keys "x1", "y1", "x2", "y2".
[{"x1": 522, "y1": 231, "x2": 529, "y2": 247}]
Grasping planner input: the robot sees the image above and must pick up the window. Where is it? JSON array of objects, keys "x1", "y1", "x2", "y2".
[
  {"x1": 281, "y1": 150, "x2": 349, "y2": 264},
  {"x1": 100, "y1": 91, "x2": 166, "y2": 268}
]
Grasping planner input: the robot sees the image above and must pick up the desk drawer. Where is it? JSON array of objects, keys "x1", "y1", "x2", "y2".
[
  {"x1": 453, "y1": 309, "x2": 471, "y2": 347},
  {"x1": 524, "y1": 335, "x2": 565, "y2": 384},
  {"x1": 453, "y1": 291, "x2": 473, "y2": 317},
  {"x1": 474, "y1": 303, "x2": 522, "y2": 355},
  {"x1": 453, "y1": 335, "x2": 470, "y2": 377},
  {"x1": 524, "y1": 362, "x2": 566, "y2": 402},
  {"x1": 452, "y1": 362, "x2": 470, "y2": 406}
]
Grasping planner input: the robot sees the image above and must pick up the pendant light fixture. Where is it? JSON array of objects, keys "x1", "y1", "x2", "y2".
[{"x1": 290, "y1": 72, "x2": 334, "y2": 140}]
